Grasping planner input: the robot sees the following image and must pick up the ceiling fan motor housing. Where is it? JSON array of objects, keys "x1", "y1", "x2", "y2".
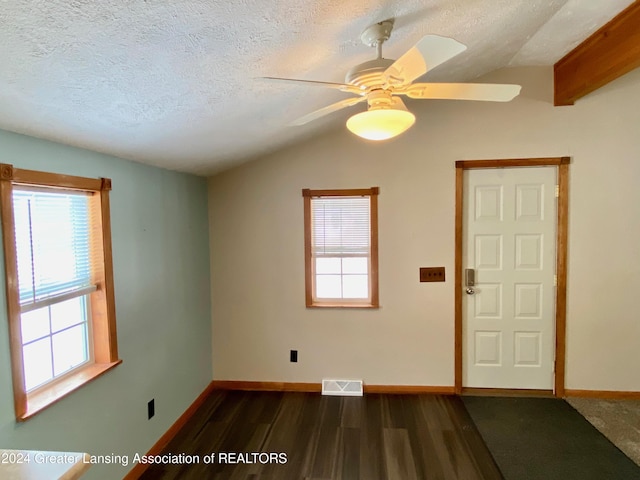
[{"x1": 345, "y1": 58, "x2": 394, "y2": 89}]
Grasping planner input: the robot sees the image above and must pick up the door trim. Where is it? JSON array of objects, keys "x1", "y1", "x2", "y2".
[{"x1": 454, "y1": 157, "x2": 570, "y2": 397}]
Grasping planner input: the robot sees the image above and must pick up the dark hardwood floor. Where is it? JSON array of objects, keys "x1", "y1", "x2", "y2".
[{"x1": 139, "y1": 391, "x2": 502, "y2": 480}]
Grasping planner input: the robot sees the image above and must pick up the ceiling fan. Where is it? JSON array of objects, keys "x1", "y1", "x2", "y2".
[{"x1": 264, "y1": 20, "x2": 521, "y2": 140}]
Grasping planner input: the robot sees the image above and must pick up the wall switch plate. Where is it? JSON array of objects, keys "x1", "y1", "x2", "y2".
[
  {"x1": 420, "y1": 267, "x2": 446, "y2": 282},
  {"x1": 148, "y1": 399, "x2": 155, "y2": 419},
  {"x1": 290, "y1": 350, "x2": 298, "y2": 363}
]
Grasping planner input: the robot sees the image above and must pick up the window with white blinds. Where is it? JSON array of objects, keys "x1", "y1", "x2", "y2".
[
  {"x1": 1, "y1": 164, "x2": 119, "y2": 420},
  {"x1": 312, "y1": 197, "x2": 370, "y2": 257},
  {"x1": 12, "y1": 188, "x2": 94, "y2": 392},
  {"x1": 13, "y1": 188, "x2": 94, "y2": 309},
  {"x1": 303, "y1": 188, "x2": 379, "y2": 307}
]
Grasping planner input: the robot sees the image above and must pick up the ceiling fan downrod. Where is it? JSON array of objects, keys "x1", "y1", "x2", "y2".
[{"x1": 376, "y1": 39, "x2": 384, "y2": 59}]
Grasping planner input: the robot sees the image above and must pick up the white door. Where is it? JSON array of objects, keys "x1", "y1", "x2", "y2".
[{"x1": 463, "y1": 167, "x2": 557, "y2": 389}]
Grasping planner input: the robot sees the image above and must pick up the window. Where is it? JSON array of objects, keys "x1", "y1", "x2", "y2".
[
  {"x1": 302, "y1": 187, "x2": 379, "y2": 308},
  {"x1": 0, "y1": 164, "x2": 120, "y2": 421}
]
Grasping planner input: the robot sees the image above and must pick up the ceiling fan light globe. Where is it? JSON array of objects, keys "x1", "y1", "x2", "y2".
[{"x1": 346, "y1": 108, "x2": 415, "y2": 141}]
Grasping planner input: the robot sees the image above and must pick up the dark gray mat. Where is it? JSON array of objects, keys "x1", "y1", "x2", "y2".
[{"x1": 462, "y1": 396, "x2": 640, "y2": 480}]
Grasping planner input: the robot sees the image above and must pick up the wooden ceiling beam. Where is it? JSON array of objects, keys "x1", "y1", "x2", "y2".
[{"x1": 554, "y1": 1, "x2": 640, "y2": 106}]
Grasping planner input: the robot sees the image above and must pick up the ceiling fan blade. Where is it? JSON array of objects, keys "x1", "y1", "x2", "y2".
[
  {"x1": 261, "y1": 76, "x2": 362, "y2": 94},
  {"x1": 400, "y1": 82, "x2": 521, "y2": 102},
  {"x1": 289, "y1": 96, "x2": 367, "y2": 126},
  {"x1": 383, "y1": 35, "x2": 467, "y2": 86}
]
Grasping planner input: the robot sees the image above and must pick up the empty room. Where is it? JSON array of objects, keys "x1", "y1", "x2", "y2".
[{"x1": 0, "y1": 1, "x2": 639, "y2": 479}]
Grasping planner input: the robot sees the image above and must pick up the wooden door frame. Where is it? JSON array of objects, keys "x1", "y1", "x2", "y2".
[{"x1": 454, "y1": 157, "x2": 570, "y2": 397}]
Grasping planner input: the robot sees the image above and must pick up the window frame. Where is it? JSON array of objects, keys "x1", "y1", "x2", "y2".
[
  {"x1": 302, "y1": 187, "x2": 379, "y2": 308},
  {"x1": 0, "y1": 164, "x2": 120, "y2": 421}
]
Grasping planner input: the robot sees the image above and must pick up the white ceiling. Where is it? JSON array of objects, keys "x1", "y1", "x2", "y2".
[{"x1": 0, "y1": 0, "x2": 634, "y2": 175}]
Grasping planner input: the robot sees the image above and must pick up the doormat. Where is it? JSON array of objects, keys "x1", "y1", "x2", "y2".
[{"x1": 462, "y1": 396, "x2": 640, "y2": 480}]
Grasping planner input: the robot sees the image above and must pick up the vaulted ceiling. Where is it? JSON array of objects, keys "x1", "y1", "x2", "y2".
[{"x1": 0, "y1": 0, "x2": 634, "y2": 174}]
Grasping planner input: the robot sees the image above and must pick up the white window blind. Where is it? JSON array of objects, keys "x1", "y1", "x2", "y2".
[
  {"x1": 311, "y1": 197, "x2": 370, "y2": 257},
  {"x1": 12, "y1": 188, "x2": 93, "y2": 309}
]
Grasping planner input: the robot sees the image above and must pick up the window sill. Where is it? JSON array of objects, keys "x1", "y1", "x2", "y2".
[
  {"x1": 20, "y1": 360, "x2": 122, "y2": 422},
  {"x1": 307, "y1": 303, "x2": 379, "y2": 309}
]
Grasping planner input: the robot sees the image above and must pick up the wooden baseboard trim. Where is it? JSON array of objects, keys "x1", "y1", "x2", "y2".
[
  {"x1": 462, "y1": 387, "x2": 555, "y2": 398},
  {"x1": 211, "y1": 381, "x2": 322, "y2": 392},
  {"x1": 124, "y1": 381, "x2": 215, "y2": 480},
  {"x1": 212, "y1": 381, "x2": 455, "y2": 396},
  {"x1": 564, "y1": 389, "x2": 640, "y2": 399},
  {"x1": 364, "y1": 385, "x2": 455, "y2": 395}
]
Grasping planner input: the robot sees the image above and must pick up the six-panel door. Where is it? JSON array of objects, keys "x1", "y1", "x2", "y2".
[{"x1": 463, "y1": 167, "x2": 557, "y2": 389}]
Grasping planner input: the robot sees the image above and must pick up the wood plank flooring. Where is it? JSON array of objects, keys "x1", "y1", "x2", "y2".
[{"x1": 139, "y1": 391, "x2": 502, "y2": 480}]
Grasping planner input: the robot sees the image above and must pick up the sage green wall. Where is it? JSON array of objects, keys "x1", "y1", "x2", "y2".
[{"x1": 0, "y1": 130, "x2": 211, "y2": 479}]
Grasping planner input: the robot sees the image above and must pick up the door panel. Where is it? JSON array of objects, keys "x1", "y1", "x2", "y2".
[{"x1": 463, "y1": 167, "x2": 556, "y2": 389}]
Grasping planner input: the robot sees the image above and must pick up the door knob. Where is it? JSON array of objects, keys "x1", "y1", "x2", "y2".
[{"x1": 466, "y1": 287, "x2": 475, "y2": 295}]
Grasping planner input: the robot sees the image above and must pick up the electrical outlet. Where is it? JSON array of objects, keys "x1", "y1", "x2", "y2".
[
  {"x1": 419, "y1": 267, "x2": 446, "y2": 282},
  {"x1": 290, "y1": 350, "x2": 298, "y2": 363},
  {"x1": 148, "y1": 399, "x2": 155, "y2": 419}
]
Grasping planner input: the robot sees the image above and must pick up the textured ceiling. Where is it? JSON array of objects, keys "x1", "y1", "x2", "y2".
[{"x1": 0, "y1": 0, "x2": 634, "y2": 174}]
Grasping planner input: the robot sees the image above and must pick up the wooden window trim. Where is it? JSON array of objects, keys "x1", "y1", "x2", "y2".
[
  {"x1": 0, "y1": 164, "x2": 120, "y2": 421},
  {"x1": 303, "y1": 187, "x2": 379, "y2": 308}
]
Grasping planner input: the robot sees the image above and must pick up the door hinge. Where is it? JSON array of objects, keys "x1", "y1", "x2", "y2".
[
  {"x1": 553, "y1": 274, "x2": 557, "y2": 287},
  {"x1": 555, "y1": 185, "x2": 559, "y2": 197}
]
